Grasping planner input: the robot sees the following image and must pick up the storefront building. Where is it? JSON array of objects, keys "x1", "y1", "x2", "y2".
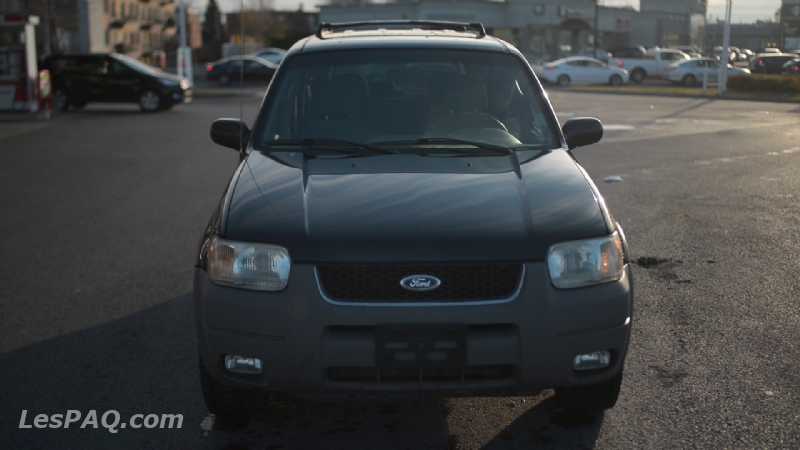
[{"x1": 319, "y1": 0, "x2": 706, "y2": 62}]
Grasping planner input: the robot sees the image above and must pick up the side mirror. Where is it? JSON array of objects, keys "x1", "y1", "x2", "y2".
[
  {"x1": 210, "y1": 118, "x2": 251, "y2": 151},
  {"x1": 562, "y1": 117, "x2": 603, "y2": 149}
]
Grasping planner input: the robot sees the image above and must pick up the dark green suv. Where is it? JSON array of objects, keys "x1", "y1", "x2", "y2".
[{"x1": 196, "y1": 21, "x2": 633, "y2": 424}]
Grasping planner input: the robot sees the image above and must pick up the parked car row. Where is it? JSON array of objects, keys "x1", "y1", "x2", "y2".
[{"x1": 539, "y1": 45, "x2": 800, "y2": 87}]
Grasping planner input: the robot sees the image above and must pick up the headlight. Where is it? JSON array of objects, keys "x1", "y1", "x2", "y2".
[
  {"x1": 159, "y1": 78, "x2": 179, "y2": 87},
  {"x1": 547, "y1": 233, "x2": 624, "y2": 289},
  {"x1": 207, "y1": 237, "x2": 291, "y2": 291},
  {"x1": 180, "y1": 79, "x2": 190, "y2": 90}
]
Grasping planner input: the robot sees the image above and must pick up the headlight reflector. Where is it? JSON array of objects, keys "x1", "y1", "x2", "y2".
[
  {"x1": 207, "y1": 237, "x2": 290, "y2": 291},
  {"x1": 547, "y1": 233, "x2": 624, "y2": 289}
]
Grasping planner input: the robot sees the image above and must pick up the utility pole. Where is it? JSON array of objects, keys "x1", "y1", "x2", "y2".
[
  {"x1": 41, "y1": 0, "x2": 52, "y2": 56},
  {"x1": 718, "y1": 0, "x2": 732, "y2": 95},
  {"x1": 593, "y1": 0, "x2": 600, "y2": 58},
  {"x1": 177, "y1": 0, "x2": 194, "y2": 87}
]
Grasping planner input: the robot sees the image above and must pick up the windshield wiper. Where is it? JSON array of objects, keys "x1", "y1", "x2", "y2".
[
  {"x1": 372, "y1": 138, "x2": 547, "y2": 155},
  {"x1": 262, "y1": 138, "x2": 393, "y2": 157},
  {"x1": 371, "y1": 138, "x2": 513, "y2": 155},
  {"x1": 372, "y1": 138, "x2": 547, "y2": 178}
]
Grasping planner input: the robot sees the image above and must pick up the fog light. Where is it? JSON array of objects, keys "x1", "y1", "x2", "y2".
[
  {"x1": 573, "y1": 350, "x2": 611, "y2": 371},
  {"x1": 224, "y1": 355, "x2": 263, "y2": 375}
]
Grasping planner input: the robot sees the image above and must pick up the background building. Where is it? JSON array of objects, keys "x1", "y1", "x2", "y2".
[
  {"x1": 225, "y1": 7, "x2": 318, "y2": 53},
  {"x1": 0, "y1": 0, "x2": 202, "y2": 65},
  {"x1": 704, "y1": 20, "x2": 782, "y2": 52},
  {"x1": 319, "y1": 0, "x2": 707, "y2": 62},
  {"x1": 783, "y1": 0, "x2": 800, "y2": 49},
  {"x1": 637, "y1": 0, "x2": 707, "y2": 48}
]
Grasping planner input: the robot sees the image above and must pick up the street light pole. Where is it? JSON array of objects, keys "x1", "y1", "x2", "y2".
[
  {"x1": 719, "y1": 0, "x2": 733, "y2": 95},
  {"x1": 593, "y1": 0, "x2": 600, "y2": 58},
  {"x1": 177, "y1": 0, "x2": 194, "y2": 87}
]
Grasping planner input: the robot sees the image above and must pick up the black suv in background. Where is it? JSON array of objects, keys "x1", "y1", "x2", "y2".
[{"x1": 42, "y1": 53, "x2": 192, "y2": 112}]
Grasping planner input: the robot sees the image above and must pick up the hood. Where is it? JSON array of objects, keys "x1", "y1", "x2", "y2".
[
  {"x1": 155, "y1": 71, "x2": 183, "y2": 83},
  {"x1": 223, "y1": 150, "x2": 610, "y2": 263}
]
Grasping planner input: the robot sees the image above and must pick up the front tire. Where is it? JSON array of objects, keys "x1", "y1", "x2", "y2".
[
  {"x1": 557, "y1": 75, "x2": 571, "y2": 87},
  {"x1": 138, "y1": 90, "x2": 162, "y2": 113},
  {"x1": 556, "y1": 372, "x2": 622, "y2": 415},
  {"x1": 609, "y1": 74, "x2": 624, "y2": 86},
  {"x1": 682, "y1": 74, "x2": 698, "y2": 86}
]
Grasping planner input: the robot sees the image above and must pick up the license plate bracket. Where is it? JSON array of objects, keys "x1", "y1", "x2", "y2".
[{"x1": 376, "y1": 325, "x2": 466, "y2": 370}]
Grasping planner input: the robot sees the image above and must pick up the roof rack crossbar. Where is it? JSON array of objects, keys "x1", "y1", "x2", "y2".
[{"x1": 316, "y1": 20, "x2": 487, "y2": 39}]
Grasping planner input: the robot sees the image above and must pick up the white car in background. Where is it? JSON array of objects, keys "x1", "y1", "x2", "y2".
[
  {"x1": 540, "y1": 57, "x2": 629, "y2": 87},
  {"x1": 666, "y1": 58, "x2": 751, "y2": 85},
  {"x1": 616, "y1": 48, "x2": 690, "y2": 83}
]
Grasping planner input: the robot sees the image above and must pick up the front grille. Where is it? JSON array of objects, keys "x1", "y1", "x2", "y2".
[
  {"x1": 316, "y1": 264, "x2": 523, "y2": 303},
  {"x1": 327, "y1": 365, "x2": 515, "y2": 383}
]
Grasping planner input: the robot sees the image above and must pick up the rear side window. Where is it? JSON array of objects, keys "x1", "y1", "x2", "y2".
[
  {"x1": 255, "y1": 49, "x2": 560, "y2": 149},
  {"x1": 51, "y1": 57, "x2": 107, "y2": 75},
  {"x1": 660, "y1": 52, "x2": 684, "y2": 62},
  {"x1": 612, "y1": 48, "x2": 645, "y2": 58}
]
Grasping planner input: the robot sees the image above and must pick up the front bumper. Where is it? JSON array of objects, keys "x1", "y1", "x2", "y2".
[
  {"x1": 194, "y1": 263, "x2": 633, "y2": 396},
  {"x1": 166, "y1": 87, "x2": 192, "y2": 105}
]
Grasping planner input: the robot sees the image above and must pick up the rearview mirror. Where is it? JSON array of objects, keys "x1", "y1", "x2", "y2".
[
  {"x1": 210, "y1": 118, "x2": 251, "y2": 151},
  {"x1": 562, "y1": 117, "x2": 603, "y2": 149}
]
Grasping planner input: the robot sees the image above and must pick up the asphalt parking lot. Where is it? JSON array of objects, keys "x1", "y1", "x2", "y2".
[{"x1": 1, "y1": 92, "x2": 799, "y2": 449}]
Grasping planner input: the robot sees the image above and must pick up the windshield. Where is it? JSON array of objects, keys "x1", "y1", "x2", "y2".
[{"x1": 254, "y1": 49, "x2": 560, "y2": 150}]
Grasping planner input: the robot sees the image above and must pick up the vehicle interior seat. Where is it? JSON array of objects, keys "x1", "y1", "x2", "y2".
[
  {"x1": 427, "y1": 75, "x2": 508, "y2": 136},
  {"x1": 307, "y1": 74, "x2": 368, "y2": 141},
  {"x1": 365, "y1": 69, "x2": 428, "y2": 140}
]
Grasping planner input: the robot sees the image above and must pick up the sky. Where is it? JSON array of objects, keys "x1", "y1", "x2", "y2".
[{"x1": 209, "y1": 0, "x2": 782, "y2": 24}]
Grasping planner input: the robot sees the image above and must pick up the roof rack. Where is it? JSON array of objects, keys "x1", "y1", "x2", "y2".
[{"x1": 316, "y1": 20, "x2": 487, "y2": 39}]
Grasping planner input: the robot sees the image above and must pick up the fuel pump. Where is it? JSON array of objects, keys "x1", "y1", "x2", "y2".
[{"x1": 0, "y1": 15, "x2": 50, "y2": 116}]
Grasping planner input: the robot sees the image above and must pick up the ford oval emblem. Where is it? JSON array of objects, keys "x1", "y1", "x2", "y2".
[{"x1": 400, "y1": 274, "x2": 442, "y2": 292}]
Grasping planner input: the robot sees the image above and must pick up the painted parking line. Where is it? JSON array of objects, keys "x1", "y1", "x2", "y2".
[{"x1": 604, "y1": 124, "x2": 637, "y2": 131}]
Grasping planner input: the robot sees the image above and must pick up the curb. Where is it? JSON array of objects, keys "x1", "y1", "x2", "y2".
[
  {"x1": 549, "y1": 87, "x2": 800, "y2": 104},
  {"x1": 193, "y1": 88, "x2": 263, "y2": 99}
]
